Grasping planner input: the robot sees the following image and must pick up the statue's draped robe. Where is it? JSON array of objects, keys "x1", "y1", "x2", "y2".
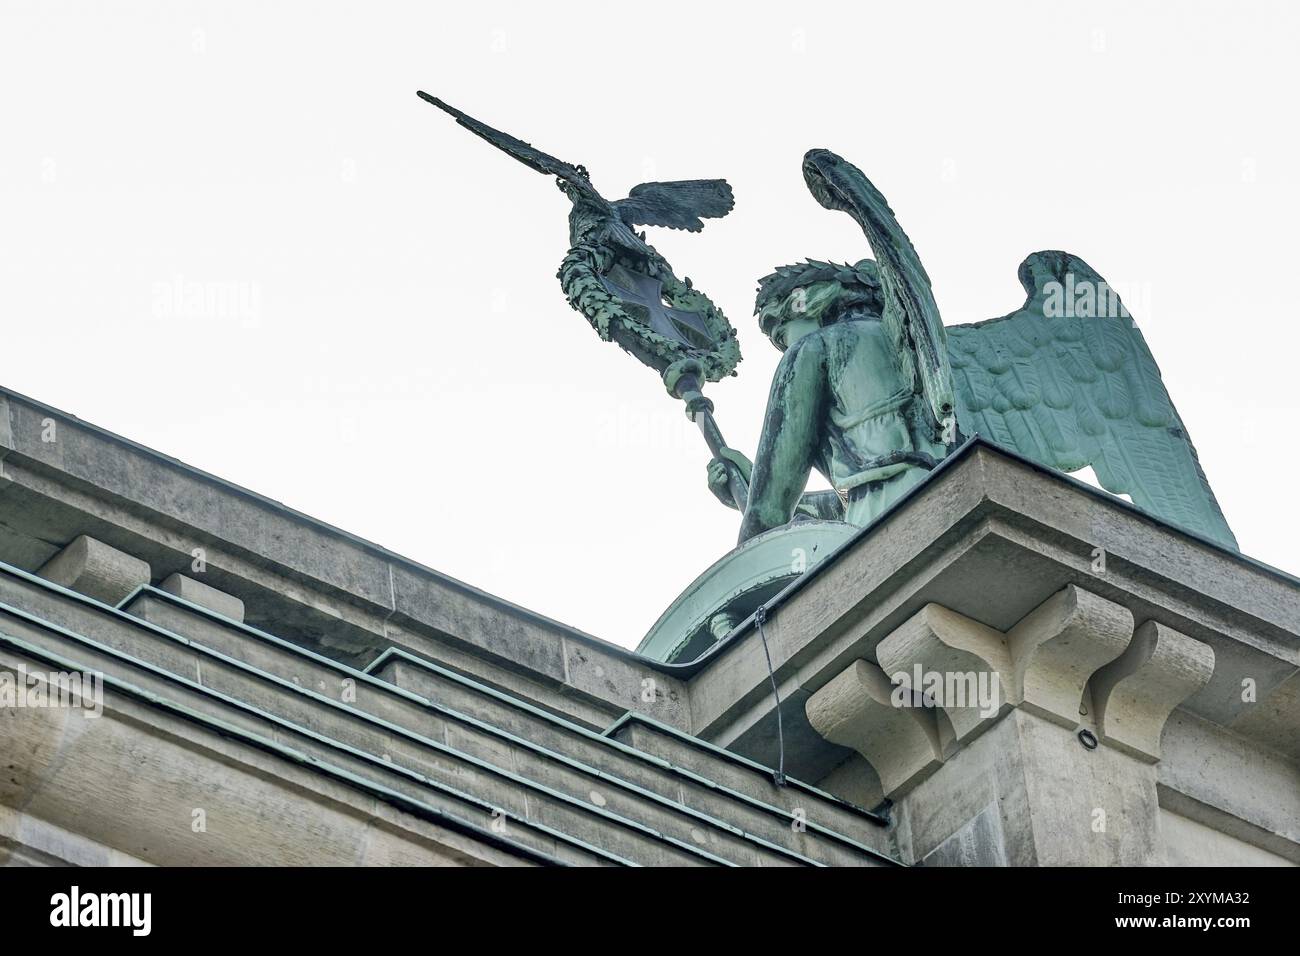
[{"x1": 741, "y1": 315, "x2": 946, "y2": 540}]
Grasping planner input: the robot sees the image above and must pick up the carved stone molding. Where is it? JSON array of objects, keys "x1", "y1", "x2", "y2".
[
  {"x1": 875, "y1": 602, "x2": 1012, "y2": 744},
  {"x1": 806, "y1": 585, "x2": 1218, "y2": 798},
  {"x1": 1091, "y1": 620, "x2": 1215, "y2": 761},
  {"x1": 804, "y1": 659, "x2": 945, "y2": 796},
  {"x1": 1007, "y1": 585, "x2": 1133, "y2": 727}
]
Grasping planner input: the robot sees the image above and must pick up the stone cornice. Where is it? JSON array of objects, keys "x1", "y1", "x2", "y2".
[
  {"x1": 4, "y1": 385, "x2": 1297, "y2": 762},
  {"x1": 0, "y1": 386, "x2": 690, "y2": 730},
  {"x1": 686, "y1": 446, "x2": 1297, "y2": 782}
]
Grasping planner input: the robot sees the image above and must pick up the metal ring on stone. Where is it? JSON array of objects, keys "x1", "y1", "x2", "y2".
[{"x1": 1077, "y1": 729, "x2": 1099, "y2": 750}]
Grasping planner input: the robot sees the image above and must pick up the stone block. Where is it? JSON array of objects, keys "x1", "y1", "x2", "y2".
[
  {"x1": 37, "y1": 534, "x2": 150, "y2": 606},
  {"x1": 159, "y1": 572, "x2": 245, "y2": 622}
]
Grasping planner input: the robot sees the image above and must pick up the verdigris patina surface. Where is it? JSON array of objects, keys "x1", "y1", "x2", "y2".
[
  {"x1": 419, "y1": 92, "x2": 748, "y2": 507},
  {"x1": 706, "y1": 149, "x2": 1235, "y2": 552},
  {"x1": 420, "y1": 96, "x2": 1236, "y2": 661}
]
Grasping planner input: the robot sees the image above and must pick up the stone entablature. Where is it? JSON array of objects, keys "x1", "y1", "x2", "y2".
[
  {"x1": 2, "y1": 385, "x2": 1296, "y2": 866},
  {"x1": 0, "y1": 387, "x2": 689, "y2": 731}
]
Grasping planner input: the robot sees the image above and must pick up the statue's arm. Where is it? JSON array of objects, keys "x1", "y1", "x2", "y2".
[{"x1": 738, "y1": 335, "x2": 828, "y2": 542}]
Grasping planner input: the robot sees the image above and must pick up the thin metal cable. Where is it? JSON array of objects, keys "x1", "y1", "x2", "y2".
[{"x1": 754, "y1": 604, "x2": 786, "y2": 787}]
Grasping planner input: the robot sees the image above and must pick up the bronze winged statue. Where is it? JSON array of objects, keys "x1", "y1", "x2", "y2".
[
  {"x1": 706, "y1": 149, "x2": 1235, "y2": 553},
  {"x1": 417, "y1": 96, "x2": 1236, "y2": 662}
]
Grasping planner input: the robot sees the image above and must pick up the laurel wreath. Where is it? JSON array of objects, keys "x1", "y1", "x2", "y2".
[{"x1": 557, "y1": 239, "x2": 741, "y2": 382}]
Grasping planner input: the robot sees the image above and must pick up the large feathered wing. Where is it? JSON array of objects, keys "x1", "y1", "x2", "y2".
[
  {"x1": 614, "y1": 179, "x2": 735, "y2": 232},
  {"x1": 947, "y1": 250, "x2": 1237, "y2": 549},
  {"x1": 801, "y1": 150, "x2": 954, "y2": 427}
]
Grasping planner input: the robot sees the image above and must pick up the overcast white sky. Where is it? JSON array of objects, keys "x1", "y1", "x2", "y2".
[{"x1": 2, "y1": 1, "x2": 1297, "y2": 647}]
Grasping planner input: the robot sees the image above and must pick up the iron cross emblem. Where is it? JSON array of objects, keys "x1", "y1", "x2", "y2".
[{"x1": 600, "y1": 264, "x2": 714, "y2": 350}]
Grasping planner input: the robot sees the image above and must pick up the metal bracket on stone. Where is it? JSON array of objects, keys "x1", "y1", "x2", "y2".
[{"x1": 37, "y1": 534, "x2": 151, "y2": 606}]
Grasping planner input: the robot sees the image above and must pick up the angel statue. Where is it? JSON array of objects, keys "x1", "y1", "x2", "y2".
[
  {"x1": 705, "y1": 148, "x2": 1236, "y2": 553},
  {"x1": 667, "y1": 147, "x2": 1236, "y2": 660},
  {"x1": 418, "y1": 96, "x2": 1235, "y2": 663}
]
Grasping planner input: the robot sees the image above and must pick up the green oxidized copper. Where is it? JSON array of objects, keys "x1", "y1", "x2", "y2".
[
  {"x1": 709, "y1": 149, "x2": 1235, "y2": 552},
  {"x1": 946, "y1": 250, "x2": 1235, "y2": 549},
  {"x1": 419, "y1": 92, "x2": 752, "y2": 507},
  {"x1": 418, "y1": 99, "x2": 1237, "y2": 662},
  {"x1": 557, "y1": 191, "x2": 740, "y2": 383},
  {"x1": 678, "y1": 149, "x2": 1237, "y2": 660},
  {"x1": 418, "y1": 92, "x2": 741, "y2": 383}
]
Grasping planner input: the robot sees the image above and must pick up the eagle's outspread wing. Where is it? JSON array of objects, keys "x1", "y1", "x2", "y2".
[
  {"x1": 947, "y1": 250, "x2": 1237, "y2": 549},
  {"x1": 614, "y1": 179, "x2": 735, "y2": 232}
]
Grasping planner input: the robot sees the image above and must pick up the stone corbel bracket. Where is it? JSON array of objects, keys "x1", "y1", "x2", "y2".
[
  {"x1": 1090, "y1": 620, "x2": 1215, "y2": 762},
  {"x1": 874, "y1": 603, "x2": 1012, "y2": 747},
  {"x1": 35, "y1": 535, "x2": 248, "y2": 625},
  {"x1": 806, "y1": 585, "x2": 1216, "y2": 797},
  {"x1": 1008, "y1": 585, "x2": 1134, "y2": 727},
  {"x1": 804, "y1": 660, "x2": 947, "y2": 796}
]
